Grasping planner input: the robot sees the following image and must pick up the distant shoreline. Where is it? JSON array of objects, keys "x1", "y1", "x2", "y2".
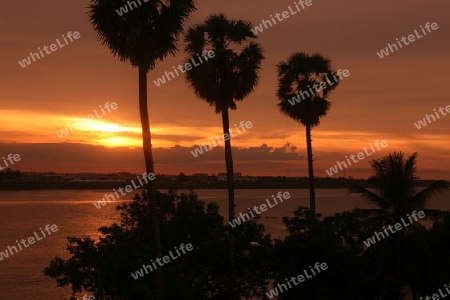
[{"x1": 0, "y1": 179, "x2": 437, "y2": 191}]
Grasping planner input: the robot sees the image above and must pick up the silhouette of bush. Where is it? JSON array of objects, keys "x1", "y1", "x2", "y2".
[{"x1": 44, "y1": 189, "x2": 271, "y2": 299}]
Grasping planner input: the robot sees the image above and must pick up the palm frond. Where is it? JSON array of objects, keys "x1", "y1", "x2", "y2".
[
  {"x1": 184, "y1": 14, "x2": 264, "y2": 113},
  {"x1": 411, "y1": 180, "x2": 450, "y2": 209},
  {"x1": 421, "y1": 209, "x2": 450, "y2": 222},
  {"x1": 350, "y1": 186, "x2": 391, "y2": 210},
  {"x1": 275, "y1": 52, "x2": 339, "y2": 128},
  {"x1": 352, "y1": 207, "x2": 386, "y2": 219},
  {"x1": 87, "y1": 0, "x2": 196, "y2": 70}
]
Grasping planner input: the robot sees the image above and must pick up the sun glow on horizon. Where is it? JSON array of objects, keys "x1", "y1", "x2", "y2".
[
  {"x1": 72, "y1": 119, "x2": 141, "y2": 133},
  {"x1": 98, "y1": 137, "x2": 141, "y2": 147}
]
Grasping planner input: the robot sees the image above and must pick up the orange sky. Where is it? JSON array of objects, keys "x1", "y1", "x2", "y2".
[{"x1": 1, "y1": 0, "x2": 450, "y2": 179}]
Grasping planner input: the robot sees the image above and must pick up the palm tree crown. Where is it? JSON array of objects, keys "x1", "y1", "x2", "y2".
[
  {"x1": 276, "y1": 52, "x2": 340, "y2": 126},
  {"x1": 184, "y1": 13, "x2": 264, "y2": 113},
  {"x1": 88, "y1": 0, "x2": 196, "y2": 70},
  {"x1": 354, "y1": 152, "x2": 450, "y2": 221}
]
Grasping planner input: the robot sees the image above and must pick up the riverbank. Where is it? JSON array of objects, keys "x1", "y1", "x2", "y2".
[{"x1": 0, "y1": 178, "x2": 438, "y2": 190}]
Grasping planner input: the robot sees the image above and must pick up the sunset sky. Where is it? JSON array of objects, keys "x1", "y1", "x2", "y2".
[{"x1": 1, "y1": 0, "x2": 449, "y2": 179}]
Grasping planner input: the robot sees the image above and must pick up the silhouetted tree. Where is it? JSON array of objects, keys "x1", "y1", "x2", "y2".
[
  {"x1": 276, "y1": 52, "x2": 341, "y2": 218},
  {"x1": 270, "y1": 207, "x2": 402, "y2": 299},
  {"x1": 44, "y1": 190, "x2": 271, "y2": 299},
  {"x1": 184, "y1": 13, "x2": 264, "y2": 299},
  {"x1": 351, "y1": 152, "x2": 450, "y2": 299},
  {"x1": 87, "y1": 2, "x2": 197, "y2": 297},
  {"x1": 426, "y1": 216, "x2": 450, "y2": 297}
]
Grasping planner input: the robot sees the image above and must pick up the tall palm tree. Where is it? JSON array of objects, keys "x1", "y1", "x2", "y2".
[
  {"x1": 87, "y1": 1, "x2": 196, "y2": 298},
  {"x1": 276, "y1": 52, "x2": 341, "y2": 218},
  {"x1": 352, "y1": 152, "x2": 450, "y2": 299},
  {"x1": 184, "y1": 13, "x2": 264, "y2": 299}
]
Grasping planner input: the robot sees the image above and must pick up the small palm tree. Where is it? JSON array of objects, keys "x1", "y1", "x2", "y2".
[
  {"x1": 184, "y1": 13, "x2": 264, "y2": 298},
  {"x1": 352, "y1": 152, "x2": 450, "y2": 299},
  {"x1": 87, "y1": 1, "x2": 196, "y2": 298},
  {"x1": 353, "y1": 152, "x2": 449, "y2": 221},
  {"x1": 276, "y1": 52, "x2": 341, "y2": 218}
]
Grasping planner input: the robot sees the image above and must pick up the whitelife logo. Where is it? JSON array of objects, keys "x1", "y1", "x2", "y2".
[
  {"x1": 131, "y1": 243, "x2": 193, "y2": 280},
  {"x1": 190, "y1": 121, "x2": 252, "y2": 158},
  {"x1": 265, "y1": 262, "x2": 328, "y2": 298},
  {"x1": 376, "y1": 22, "x2": 439, "y2": 59},
  {"x1": 93, "y1": 172, "x2": 156, "y2": 209},
  {"x1": 422, "y1": 282, "x2": 450, "y2": 300},
  {"x1": 250, "y1": 0, "x2": 313, "y2": 35},
  {"x1": 325, "y1": 140, "x2": 388, "y2": 176},
  {"x1": 228, "y1": 191, "x2": 290, "y2": 228},
  {"x1": 75, "y1": 295, "x2": 95, "y2": 300},
  {"x1": 287, "y1": 69, "x2": 349, "y2": 106},
  {"x1": 115, "y1": 0, "x2": 148, "y2": 16},
  {"x1": 56, "y1": 102, "x2": 118, "y2": 138},
  {"x1": 363, "y1": 211, "x2": 426, "y2": 248},
  {"x1": 0, "y1": 153, "x2": 21, "y2": 171},
  {"x1": 153, "y1": 50, "x2": 215, "y2": 87},
  {"x1": 414, "y1": 105, "x2": 450, "y2": 129},
  {"x1": 0, "y1": 224, "x2": 58, "y2": 261},
  {"x1": 18, "y1": 31, "x2": 81, "y2": 68}
]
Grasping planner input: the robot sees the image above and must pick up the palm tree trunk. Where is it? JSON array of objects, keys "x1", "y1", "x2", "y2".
[
  {"x1": 305, "y1": 124, "x2": 316, "y2": 218},
  {"x1": 221, "y1": 109, "x2": 235, "y2": 222},
  {"x1": 138, "y1": 65, "x2": 162, "y2": 299},
  {"x1": 221, "y1": 108, "x2": 238, "y2": 299}
]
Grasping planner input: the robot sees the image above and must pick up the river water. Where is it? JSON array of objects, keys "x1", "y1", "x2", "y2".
[{"x1": 0, "y1": 188, "x2": 448, "y2": 299}]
